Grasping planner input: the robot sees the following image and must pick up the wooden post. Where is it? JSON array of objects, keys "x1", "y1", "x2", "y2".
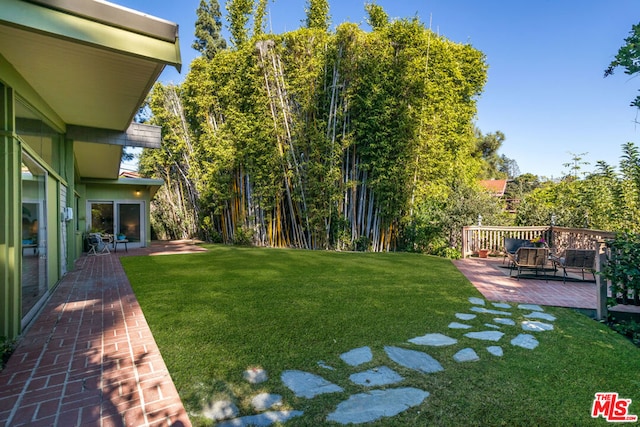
[
  {"x1": 594, "y1": 240, "x2": 608, "y2": 320},
  {"x1": 461, "y1": 226, "x2": 469, "y2": 258}
]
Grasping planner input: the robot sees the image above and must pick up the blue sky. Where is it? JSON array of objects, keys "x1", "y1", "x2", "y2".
[{"x1": 119, "y1": 0, "x2": 640, "y2": 179}]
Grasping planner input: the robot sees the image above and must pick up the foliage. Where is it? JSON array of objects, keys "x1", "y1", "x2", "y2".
[
  {"x1": 226, "y1": 0, "x2": 253, "y2": 47},
  {"x1": 605, "y1": 22, "x2": 640, "y2": 108},
  {"x1": 515, "y1": 144, "x2": 640, "y2": 232},
  {"x1": 400, "y1": 180, "x2": 502, "y2": 256},
  {"x1": 123, "y1": 246, "x2": 640, "y2": 426},
  {"x1": 140, "y1": 84, "x2": 201, "y2": 240},
  {"x1": 600, "y1": 231, "x2": 640, "y2": 305},
  {"x1": 305, "y1": 0, "x2": 330, "y2": 31},
  {"x1": 193, "y1": 0, "x2": 227, "y2": 59},
  {"x1": 145, "y1": 4, "x2": 488, "y2": 253},
  {"x1": 0, "y1": 336, "x2": 15, "y2": 371},
  {"x1": 365, "y1": 2, "x2": 389, "y2": 31}
]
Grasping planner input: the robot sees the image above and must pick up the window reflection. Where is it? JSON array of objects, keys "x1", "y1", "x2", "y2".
[{"x1": 21, "y1": 152, "x2": 47, "y2": 321}]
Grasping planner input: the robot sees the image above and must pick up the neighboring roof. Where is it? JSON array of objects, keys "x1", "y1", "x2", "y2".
[
  {"x1": 0, "y1": 0, "x2": 181, "y2": 131},
  {"x1": 119, "y1": 170, "x2": 141, "y2": 179},
  {"x1": 479, "y1": 179, "x2": 507, "y2": 197}
]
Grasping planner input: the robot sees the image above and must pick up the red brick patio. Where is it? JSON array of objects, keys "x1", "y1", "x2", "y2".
[
  {"x1": 453, "y1": 256, "x2": 597, "y2": 309},
  {"x1": 0, "y1": 241, "x2": 205, "y2": 427}
]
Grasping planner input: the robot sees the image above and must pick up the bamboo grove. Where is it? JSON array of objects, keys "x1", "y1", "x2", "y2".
[{"x1": 139, "y1": 14, "x2": 489, "y2": 251}]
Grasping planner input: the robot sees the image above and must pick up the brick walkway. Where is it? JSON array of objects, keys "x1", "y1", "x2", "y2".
[
  {"x1": 453, "y1": 257, "x2": 597, "y2": 309},
  {"x1": 0, "y1": 241, "x2": 205, "y2": 427}
]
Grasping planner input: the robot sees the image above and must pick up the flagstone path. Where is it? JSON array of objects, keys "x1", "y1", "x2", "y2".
[{"x1": 208, "y1": 297, "x2": 556, "y2": 425}]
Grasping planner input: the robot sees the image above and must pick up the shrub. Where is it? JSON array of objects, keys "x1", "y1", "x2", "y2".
[
  {"x1": 600, "y1": 232, "x2": 640, "y2": 305},
  {"x1": 0, "y1": 336, "x2": 16, "y2": 371}
]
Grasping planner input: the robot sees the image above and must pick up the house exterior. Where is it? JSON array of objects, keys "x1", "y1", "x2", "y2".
[{"x1": 0, "y1": 0, "x2": 181, "y2": 340}]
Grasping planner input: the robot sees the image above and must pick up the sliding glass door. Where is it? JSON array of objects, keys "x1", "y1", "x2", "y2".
[
  {"x1": 21, "y1": 152, "x2": 48, "y2": 322},
  {"x1": 118, "y1": 203, "x2": 141, "y2": 243},
  {"x1": 89, "y1": 201, "x2": 144, "y2": 248}
]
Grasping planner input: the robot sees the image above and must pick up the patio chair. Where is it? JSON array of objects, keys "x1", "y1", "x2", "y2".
[
  {"x1": 550, "y1": 249, "x2": 596, "y2": 283},
  {"x1": 507, "y1": 247, "x2": 549, "y2": 280},
  {"x1": 87, "y1": 233, "x2": 110, "y2": 256},
  {"x1": 502, "y1": 238, "x2": 533, "y2": 265}
]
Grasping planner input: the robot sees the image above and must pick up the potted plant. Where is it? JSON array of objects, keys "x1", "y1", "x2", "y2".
[
  {"x1": 531, "y1": 236, "x2": 546, "y2": 247},
  {"x1": 478, "y1": 237, "x2": 489, "y2": 258}
]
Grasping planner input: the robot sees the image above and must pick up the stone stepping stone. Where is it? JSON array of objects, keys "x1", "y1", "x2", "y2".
[
  {"x1": 326, "y1": 387, "x2": 429, "y2": 425},
  {"x1": 494, "y1": 318, "x2": 516, "y2": 326},
  {"x1": 484, "y1": 323, "x2": 501, "y2": 329},
  {"x1": 492, "y1": 302, "x2": 511, "y2": 309},
  {"x1": 453, "y1": 348, "x2": 479, "y2": 362},
  {"x1": 469, "y1": 297, "x2": 485, "y2": 305},
  {"x1": 518, "y1": 303, "x2": 543, "y2": 312},
  {"x1": 340, "y1": 346, "x2": 373, "y2": 366},
  {"x1": 217, "y1": 410, "x2": 304, "y2": 427},
  {"x1": 409, "y1": 333, "x2": 457, "y2": 346},
  {"x1": 448, "y1": 322, "x2": 473, "y2": 329},
  {"x1": 487, "y1": 346, "x2": 503, "y2": 356},
  {"x1": 203, "y1": 400, "x2": 239, "y2": 421},
  {"x1": 456, "y1": 313, "x2": 477, "y2": 320},
  {"x1": 511, "y1": 334, "x2": 539, "y2": 349},
  {"x1": 522, "y1": 320, "x2": 554, "y2": 332},
  {"x1": 251, "y1": 393, "x2": 283, "y2": 411},
  {"x1": 384, "y1": 346, "x2": 444, "y2": 374},
  {"x1": 317, "y1": 360, "x2": 335, "y2": 370},
  {"x1": 470, "y1": 307, "x2": 512, "y2": 316},
  {"x1": 464, "y1": 331, "x2": 504, "y2": 342},
  {"x1": 524, "y1": 311, "x2": 556, "y2": 321},
  {"x1": 349, "y1": 366, "x2": 403, "y2": 387},
  {"x1": 243, "y1": 368, "x2": 268, "y2": 384},
  {"x1": 281, "y1": 370, "x2": 343, "y2": 398}
]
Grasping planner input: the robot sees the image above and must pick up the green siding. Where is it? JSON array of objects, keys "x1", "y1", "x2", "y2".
[
  {"x1": 0, "y1": 83, "x2": 21, "y2": 339},
  {"x1": 47, "y1": 175, "x2": 59, "y2": 290}
]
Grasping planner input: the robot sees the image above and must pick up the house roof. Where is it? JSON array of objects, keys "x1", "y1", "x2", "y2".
[
  {"x1": 0, "y1": 0, "x2": 180, "y2": 179},
  {"x1": 479, "y1": 179, "x2": 507, "y2": 197}
]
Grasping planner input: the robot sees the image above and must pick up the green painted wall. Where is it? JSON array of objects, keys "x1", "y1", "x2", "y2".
[
  {"x1": 0, "y1": 82, "x2": 21, "y2": 339},
  {"x1": 84, "y1": 183, "x2": 154, "y2": 247},
  {"x1": 47, "y1": 175, "x2": 59, "y2": 290}
]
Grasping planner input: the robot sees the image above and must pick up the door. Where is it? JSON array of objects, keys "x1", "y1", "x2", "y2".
[
  {"x1": 89, "y1": 201, "x2": 145, "y2": 249},
  {"x1": 117, "y1": 202, "x2": 143, "y2": 246}
]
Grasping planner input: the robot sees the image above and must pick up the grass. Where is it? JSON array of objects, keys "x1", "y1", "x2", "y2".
[{"x1": 121, "y1": 245, "x2": 640, "y2": 426}]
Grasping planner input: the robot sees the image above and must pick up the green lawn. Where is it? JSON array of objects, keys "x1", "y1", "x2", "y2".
[{"x1": 121, "y1": 245, "x2": 640, "y2": 426}]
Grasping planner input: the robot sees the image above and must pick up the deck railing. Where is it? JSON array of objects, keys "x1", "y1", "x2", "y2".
[
  {"x1": 461, "y1": 226, "x2": 551, "y2": 257},
  {"x1": 461, "y1": 225, "x2": 620, "y2": 320},
  {"x1": 461, "y1": 225, "x2": 615, "y2": 258}
]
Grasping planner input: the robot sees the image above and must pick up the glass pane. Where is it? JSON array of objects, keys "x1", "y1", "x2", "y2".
[
  {"x1": 118, "y1": 204, "x2": 141, "y2": 243},
  {"x1": 90, "y1": 203, "x2": 114, "y2": 234},
  {"x1": 21, "y1": 152, "x2": 47, "y2": 319}
]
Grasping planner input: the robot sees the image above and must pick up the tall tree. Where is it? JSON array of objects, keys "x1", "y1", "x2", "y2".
[
  {"x1": 605, "y1": 22, "x2": 640, "y2": 108},
  {"x1": 305, "y1": 0, "x2": 330, "y2": 31},
  {"x1": 193, "y1": 0, "x2": 227, "y2": 60},
  {"x1": 474, "y1": 129, "x2": 507, "y2": 178},
  {"x1": 226, "y1": 0, "x2": 253, "y2": 47}
]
